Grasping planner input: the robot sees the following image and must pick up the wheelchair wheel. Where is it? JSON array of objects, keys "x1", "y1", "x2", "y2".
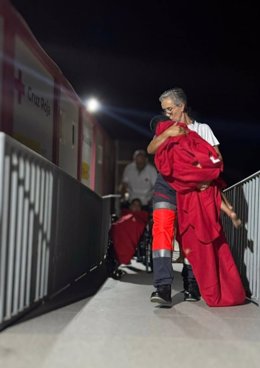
[
  {"x1": 144, "y1": 226, "x2": 153, "y2": 273},
  {"x1": 144, "y1": 246, "x2": 151, "y2": 272}
]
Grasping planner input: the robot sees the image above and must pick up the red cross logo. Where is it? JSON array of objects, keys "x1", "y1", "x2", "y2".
[{"x1": 14, "y1": 69, "x2": 25, "y2": 104}]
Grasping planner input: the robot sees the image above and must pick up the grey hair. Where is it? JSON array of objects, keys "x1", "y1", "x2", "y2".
[{"x1": 159, "y1": 88, "x2": 187, "y2": 107}]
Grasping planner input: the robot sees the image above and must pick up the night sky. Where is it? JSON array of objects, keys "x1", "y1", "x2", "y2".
[{"x1": 10, "y1": 0, "x2": 259, "y2": 185}]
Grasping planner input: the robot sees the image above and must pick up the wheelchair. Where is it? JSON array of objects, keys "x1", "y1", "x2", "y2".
[
  {"x1": 106, "y1": 208, "x2": 153, "y2": 279},
  {"x1": 135, "y1": 218, "x2": 153, "y2": 273}
]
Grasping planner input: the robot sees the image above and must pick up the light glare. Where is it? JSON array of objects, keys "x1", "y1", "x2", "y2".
[{"x1": 85, "y1": 98, "x2": 100, "y2": 112}]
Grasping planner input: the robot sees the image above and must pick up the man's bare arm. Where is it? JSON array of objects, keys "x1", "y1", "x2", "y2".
[{"x1": 147, "y1": 125, "x2": 186, "y2": 154}]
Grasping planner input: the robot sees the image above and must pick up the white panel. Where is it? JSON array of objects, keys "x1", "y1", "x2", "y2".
[
  {"x1": 13, "y1": 37, "x2": 54, "y2": 161},
  {"x1": 58, "y1": 89, "x2": 79, "y2": 178},
  {"x1": 81, "y1": 116, "x2": 93, "y2": 187},
  {"x1": 94, "y1": 129, "x2": 103, "y2": 195}
]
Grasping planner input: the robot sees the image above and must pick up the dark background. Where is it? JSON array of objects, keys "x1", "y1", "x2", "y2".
[{"x1": 11, "y1": 0, "x2": 259, "y2": 185}]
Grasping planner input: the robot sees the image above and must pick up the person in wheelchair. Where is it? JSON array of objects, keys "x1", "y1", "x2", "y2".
[{"x1": 109, "y1": 198, "x2": 150, "y2": 278}]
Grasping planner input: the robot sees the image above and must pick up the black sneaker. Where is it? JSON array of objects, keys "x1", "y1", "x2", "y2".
[
  {"x1": 184, "y1": 290, "x2": 200, "y2": 302},
  {"x1": 182, "y1": 263, "x2": 201, "y2": 302},
  {"x1": 150, "y1": 285, "x2": 172, "y2": 305}
]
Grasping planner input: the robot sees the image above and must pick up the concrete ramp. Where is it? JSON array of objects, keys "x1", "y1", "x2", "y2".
[{"x1": 0, "y1": 262, "x2": 259, "y2": 368}]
